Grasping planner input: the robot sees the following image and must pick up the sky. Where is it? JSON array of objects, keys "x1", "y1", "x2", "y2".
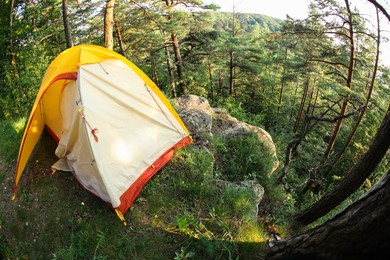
[{"x1": 202, "y1": 0, "x2": 390, "y2": 66}]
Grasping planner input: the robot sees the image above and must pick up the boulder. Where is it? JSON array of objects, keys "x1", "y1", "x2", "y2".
[
  {"x1": 173, "y1": 95, "x2": 279, "y2": 174},
  {"x1": 172, "y1": 95, "x2": 213, "y2": 146},
  {"x1": 211, "y1": 179, "x2": 265, "y2": 220},
  {"x1": 172, "y1": 94, "x2": 279, "y2": 220},
  {"x1": 212, "y1": 108, "x2": 279, "y2": 173}
]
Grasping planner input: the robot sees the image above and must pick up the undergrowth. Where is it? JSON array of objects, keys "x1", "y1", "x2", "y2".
[
  {"x1": 0, "y1": 118, "x2": 286, "y2": 259},
  {"x1": 0, "y1": 118, "x2": 26, "y2": 162},
  {"x1": 212, "y1": 133, "x2": 274, "y2": 182}
]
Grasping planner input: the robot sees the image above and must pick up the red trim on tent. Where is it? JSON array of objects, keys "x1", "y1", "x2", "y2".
[
  {"x1": 45, "y1": 126, "x2": 60, "y2": 143},
  {"x1": 115, "y1": 136, "x2": 192, "y2": 215},
  {"x1": 48, "y1": 72, "x2": 78, "y2": 87}
]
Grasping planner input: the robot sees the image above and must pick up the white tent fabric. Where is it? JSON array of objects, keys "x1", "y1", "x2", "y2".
[{"x1": 52, "y1": 59, "x2": 188, "y2": 208}]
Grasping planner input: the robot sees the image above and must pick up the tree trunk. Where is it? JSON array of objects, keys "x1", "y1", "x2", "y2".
[
  {"x1": 268, "y1": 167, "x2": 390, "y2": 259},
  {"x1": 9, "y1": 0, "x2": 23, "y2": 98},
  {"x1": 151, "y1": 60, "x2": 160, "y2": 87},
  {"x1": 165, "y1": 0, "x2": 186, "y2": 96},
  {"x1": 171, "y1": 32, "x2": 186, "y2": 95},
  {"x1": 164, "y1": 37, "x2": 177, "y2": 98},
  {"x1": 302, "y1": 0, "x2": 355, "y2": 193},
  {"x1": 218, "y1": 72, "x2": 225, "y2": 97},
  {"x1": 277, "y1": 47, "x2": 288, "y2": 112},
  {"x1": 229, "y1": 1, "x2": 237, "y2": 97},
  {"x1": 62, "y1": 0, "x2": 73, "y2": 48},
  {"x1": 114, "y1": 18, "x2": 125, "y2": 56},
  {"x1": 229, "y1": 50, "x2": 235, "y2": 96},
  {"x1": 289, "y1": 81, "x2": 299, "y2": 122},
  {"x1": 293, "y1": 77, "x2": 310, "y2": 132},
  {"x1": 294, "y1": 110, "x2": 390, "y2": 225},
  {"x1": 325, "y1": 8, "x2": 381, "y2": 177},
  {"x1": 310, "y1": 88, "x2": 319, "y2": 116},
  {"x1": 319, "y1": 0, "x2": 355, "y2": 170},
  {"x1": 104, "y1": 0, "x2": 115, "y2": 50},
  {"x1": 208, "y1": 60, "x2": 214, "y2": 103}
]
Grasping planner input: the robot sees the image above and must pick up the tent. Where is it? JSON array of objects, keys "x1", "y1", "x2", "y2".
[{"x1": 13, "y1": 44, "x2": 191, "y2": 224}]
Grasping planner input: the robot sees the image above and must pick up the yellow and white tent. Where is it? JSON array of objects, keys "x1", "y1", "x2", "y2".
[{"x1": 13, "y1": 44, "x2": 191, "y2": 224}]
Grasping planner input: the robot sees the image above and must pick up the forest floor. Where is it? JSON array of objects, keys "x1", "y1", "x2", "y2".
[
  {"x1": 0, "y1": 132, "x2": 187, "y2": 258},
  {"x1": 0, "y1": 130, "x2": 278, "y2": 259}
]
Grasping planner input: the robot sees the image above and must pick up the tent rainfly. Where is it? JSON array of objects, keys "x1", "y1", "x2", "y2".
[{"x1": 13, "y1": 44, "x2": 191, "y2": 224}]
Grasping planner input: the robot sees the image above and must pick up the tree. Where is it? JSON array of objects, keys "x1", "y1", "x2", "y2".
[
  {"x1": 1, "y1": 0, "x2": 66, "y2": 117},
  {"x1": 268, "y1": 167, "x2": 390, "y2": 259},
  {"x1": 104, "y1": 0, "x2": 115, "y2": 50},
  {"x1": 9, "y1": 0, "x2": 23, "y2": 98},
  {"x1": 228, "y1": 0, "x2": 238, "y2": 96},
  {"x1": 273, "y1": 89, "x2": 389, "y2": 260},
  {"x1": 368, "y1": 0, "x2": 390, "y2": 21},
  {"x1": 164, "y1": 0, "x2": 187, "y2": 95},
  {"x1": 62, "y1": 0, "x2": 73, "y2": 48},
  {"x1": 276, "y1": 0, "x2": 384, "y2": 197},
  {"x1": 114, "y1": 18, "x2": 125, "y2": 56},
  {"x1": 301, "y1": 0, "x2": 357, "y2": 194},
  {"x1": 324, "y1": 6, "x2": 381, "y2": 177},
  {"x1": 293, "y1": 108, "x2": 390, "y2": 225}
]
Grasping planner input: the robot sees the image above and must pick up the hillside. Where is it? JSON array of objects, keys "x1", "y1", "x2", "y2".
[
  {"x1": 0, "y1": 96, "x2": 283, "y2": 259},
  {"x1": 221, "y1": 12, "x2": 284, "y2": 33}
]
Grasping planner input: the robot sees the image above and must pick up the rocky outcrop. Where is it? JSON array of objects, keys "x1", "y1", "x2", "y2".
[
  {"x1": 172, "y1": 95, "x2": 213, "y2": 146},
  {"x1": 211, "y1": 179, "x2": 265, "y2": 220},
  {"x1": 172, "y1": 95, "x2": 280, "y2": 218},
  {"x1": 212, "y1": 108, "x2": 278, "y2": 172},
  {"x1": 173, "y1": 95, "x2": 279, "y2": 174}
]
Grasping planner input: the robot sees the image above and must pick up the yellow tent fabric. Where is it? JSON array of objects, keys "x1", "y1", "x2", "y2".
[{"x1": 13, "y1": 45, "x2": 190, "y2": 212}]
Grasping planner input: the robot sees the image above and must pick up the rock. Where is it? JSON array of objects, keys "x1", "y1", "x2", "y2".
[
  {"x1": 210, "y1": 179, "x2": 265, "y2": 220},
  {"x1": 238, "y1": 180, "x2": 265, "y2": 220},
  {"x1": 173, "y1": 95, "x2": 279, "y2": 174},
  {"x1": 171, "y1": 96, "x2": 271, "y2": 218},
  {"x1": 172, "y1": 95, "x2": 213, "y2": 146},
  {"x1": 212, "y1": 108, "x2": 273, "y2": 147},
  {"x1": 212, "y1": 108, "x2": 279, "y2": 174}
]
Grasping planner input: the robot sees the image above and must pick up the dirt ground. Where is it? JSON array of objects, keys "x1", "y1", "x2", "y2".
[{"x1": 0, "y1": 132, "x2": 101, "y2": 257}]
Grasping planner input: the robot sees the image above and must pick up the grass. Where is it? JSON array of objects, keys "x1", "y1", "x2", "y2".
[
  {"x1": 0, "y1": 118, "x2": 283, "y2": 259},
  {"x1": 0, "y1": 118, "x2": 26, "y2": 163},
  {"x1": 211, "y1": 133, "x2": 274, "y2": 182}
]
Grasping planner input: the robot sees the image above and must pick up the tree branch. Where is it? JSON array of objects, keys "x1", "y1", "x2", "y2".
[
  {"x1": 307, "y1": 58, "x2": 349, "y2": 69},
  {"x1": 325, "y1": 69, "x2": 348, "y2": 82},
  {"x1": 306, "y1": 105, "x2": 365, "y2": 123},
  {"x1": 367, "y1": 0, "x2": 390, "y2": 22},
  {"x1": 293, "y1": 112, "x2": 390, "y2": 225}
]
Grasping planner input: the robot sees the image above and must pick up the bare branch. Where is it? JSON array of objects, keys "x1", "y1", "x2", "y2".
[
  {"x1": 306, "y1": 105, "x2": 365, "y2": 123},
  {"x1": 308, "y1": 58, "x2": 349, "y2": 69},
  {"x1": 367, "y1": 0, "x2": 390, "y2": 22},
  {"x1": 325, "y1": 69, "x2": 348, "y2": 82}
]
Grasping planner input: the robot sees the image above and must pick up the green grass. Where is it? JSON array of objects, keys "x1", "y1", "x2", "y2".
[
  {"x1": 0, "y1": 120, "x2": 284, "y2": 259},
  {"x1": 0, "y1": 118, "x2": 26, "y2": 162},
  {"x1": 211, "y1": 133, "x2": 274, "y2": 182},
  {"x1": 146, "y1": 139, "x2": 272, "y2": 258}
]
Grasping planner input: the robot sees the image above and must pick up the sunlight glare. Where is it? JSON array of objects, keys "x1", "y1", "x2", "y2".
[{"x1": 111, "y1": 138, "x2": 134, "y2": 165}]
